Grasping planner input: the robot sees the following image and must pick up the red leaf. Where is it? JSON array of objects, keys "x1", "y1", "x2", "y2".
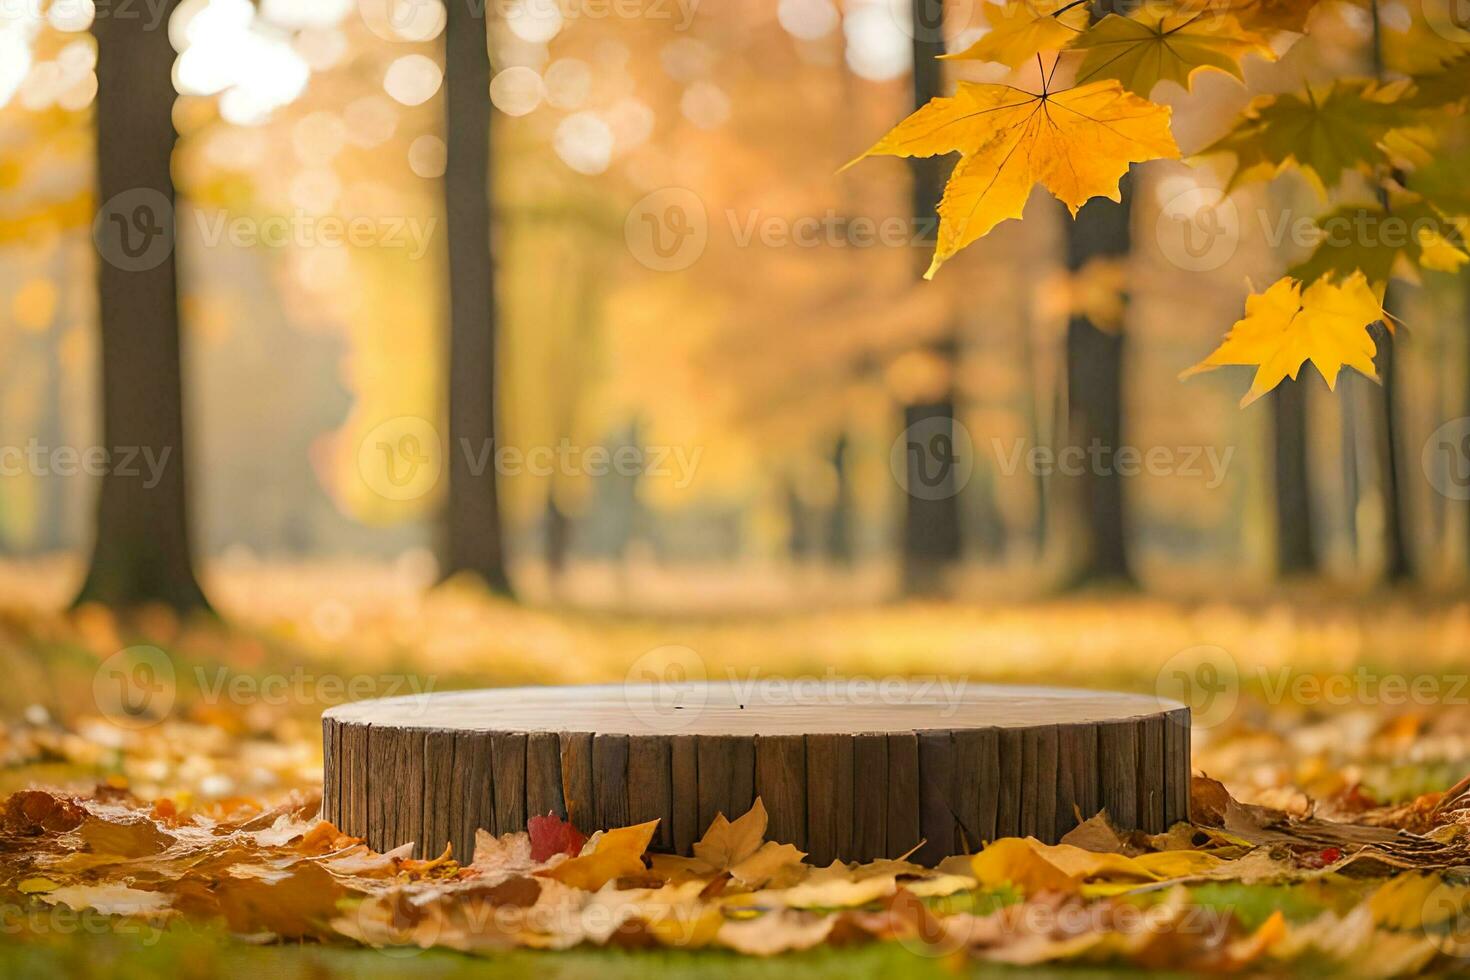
[{"x1": 528, "y1": 812, "x2": 587, "y2": 862}]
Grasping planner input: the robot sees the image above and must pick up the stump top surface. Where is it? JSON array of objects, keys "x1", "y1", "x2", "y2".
[{"x1": 324, "y1": 682, "x2": 1182, "y2": 736}]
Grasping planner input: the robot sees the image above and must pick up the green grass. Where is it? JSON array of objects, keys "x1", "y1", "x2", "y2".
[{"x1": 0, "y1": 924, "x2": 1185, "y2": 980}]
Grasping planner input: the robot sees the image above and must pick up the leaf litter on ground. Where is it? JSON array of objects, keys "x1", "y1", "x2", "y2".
[{"x1": 4, "y1": 767, "x2": 1470, "y2": 973}]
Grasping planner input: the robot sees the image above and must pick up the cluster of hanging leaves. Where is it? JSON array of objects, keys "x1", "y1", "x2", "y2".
[
  {"x1": 852, "y1": 0, "x2": 1470, "y2": 406},
  {"x1": 6, "y1": 776, "x2": 1470, "y2": 970}
]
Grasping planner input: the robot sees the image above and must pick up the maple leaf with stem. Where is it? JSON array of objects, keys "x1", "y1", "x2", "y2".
[
  {"x1": 1180, "y1": 272, "x2": 1386, "y2": 406},
  {"x1": 1070, "y1": 9, "x2": 1278, "y2": 97},
  {"x1": 941, "y1": 0, "x2": 1090, "y2": 68},
  {"x1": 846, "y1": 64, "x2": 1179, "y2": 277},
  {"x1": 649, "y1": 798, "x2": 807, "y2": 888},
  {"x1": 1196, "y1": 79, "x2": 1421, "y2": 197}
]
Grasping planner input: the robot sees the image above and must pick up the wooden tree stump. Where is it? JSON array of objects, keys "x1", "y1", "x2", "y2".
[{"x1": 322, "y1": 683, "x2": 1189, "y2": 865}]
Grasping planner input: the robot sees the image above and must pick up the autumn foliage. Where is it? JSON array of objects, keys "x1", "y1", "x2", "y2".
[{"x1": 854, "y1": 0, "x2": 1470, "y2": 404}]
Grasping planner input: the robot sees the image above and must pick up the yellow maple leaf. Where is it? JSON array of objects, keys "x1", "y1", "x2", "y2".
[
  {"x1": 941, "y1": 0, "x2": 1089, "y2": 68},
  {"x1": 650, "y1": 799, "x2": 807, "y2": 888},
  {"x1": 1416, "y1": 225, "x2": 1469, "y2": 273},
  {"x1": 1071, "y1": 10, "x2": 1276, "y2": 96},
  {"x1": 1181, "y1": 0, "x2": 1322, "y2": 32},
  {"x1": 539, "y1": 819, "x2": 659, "y2": 891},
  {"x1": 694, "y1": 798, "x2": 769, "y2": 868},
  {"x1": 1180, "y1": 272, "x2": 1385, "y2": 407},
  {"x1": 846, "y1": 79, "x2": 1178, "y2": 277},
  {"x1": 970, "y1": 837, "x2": 1221, "y2": 896}
]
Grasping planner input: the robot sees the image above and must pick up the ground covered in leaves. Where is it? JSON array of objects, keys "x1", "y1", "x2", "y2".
[{"x1": 2, "y1": 564, "x2": 1470, "y2": 976}]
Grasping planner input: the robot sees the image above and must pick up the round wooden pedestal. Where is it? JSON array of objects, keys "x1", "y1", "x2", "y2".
[{"x1": 322, "y1": 682, "x2": 1189, "y2": 865}]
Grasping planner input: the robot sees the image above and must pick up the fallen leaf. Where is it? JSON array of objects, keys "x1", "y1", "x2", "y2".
[
  {"x1": 528, "y1": 812, "x2": 588, "y2": 862},
  {"x1": 540, "y1": 819, "x2": 659, "y2": 892}
]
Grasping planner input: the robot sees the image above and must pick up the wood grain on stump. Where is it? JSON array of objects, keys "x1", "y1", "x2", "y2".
[{"x1": 322, "y1": 682, "x2": 1189, "y2": 864}]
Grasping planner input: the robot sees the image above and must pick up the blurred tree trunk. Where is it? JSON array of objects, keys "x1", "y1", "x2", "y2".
[
  {"x1": 825, "y1": 434, "x2": 854, "y2": 565},
  {"x1": 543, "y1": 491, "x2": 570, "y2": 582},
  {"x1": 1372, "y1": 315, "x2": 1412, "y2": 581},
  {"x1": 1062, "y1": 190, "x2": 1133, "y2": 586},
  {"x1": 442, "y1": 1, "x2": 512, "y2": 595},
  {"x1": 1368, "y1": 3, "x2": 1411, "y2": 583},
  {"x1": 1271, "y1": 380, "x2": 1317, "y2": 575},
  {"x1": 785, "y1": 478, "x2": 815, "y2": 562},
  {"x1": 77, "y1": 1, "x2": 210, "y2": 612},
  {"x1": 899, "y1": 0, "x2": 963, "y2": 595}
]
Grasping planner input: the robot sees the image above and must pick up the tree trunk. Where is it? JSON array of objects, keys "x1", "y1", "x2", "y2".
[
  {"x1": 901, "y1": 400, "x2": 964, "y2": 593},
  {"x1": 899, "y1": 0, "x2": 963, "y2": 595},
  {"x1": 825, "y1": 434, "x2": 854, "y2": 566},
  {"x1": 1270, "y1": 380, "x2": 1317, "y2": 575},
  {"x1": 1373, "y1": 315, "x2": 1412, "y2": 581},
  {"x1": 785, "y1": 479, "x2": 815, "y2": 563},
  {"x1": 442, "y1": 2, "x2": 512, "y2": 594},
  {"x1": 1062, "y1": 190, "x2": 1133, "y2": 586},
  {"x1": 1366, "y1": 4, "x2": 1411, "y2": 583},
  {"x1": 76, "y1": 1, "x2": 209, "y2": 612},
  {"x1": 543, "y1": 491, "x2": 570, "y2": 582}
]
